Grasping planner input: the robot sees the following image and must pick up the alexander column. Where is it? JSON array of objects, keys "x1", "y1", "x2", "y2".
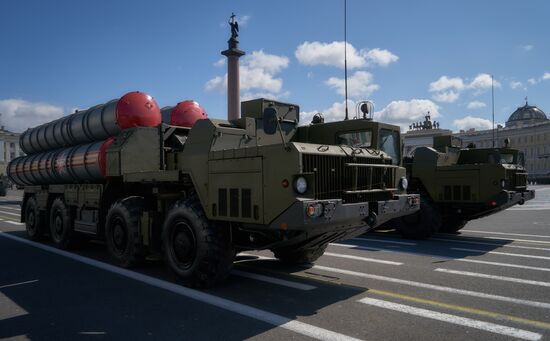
[{"x1": 222, "y1": 13, "x2": 245, "y2": 121}]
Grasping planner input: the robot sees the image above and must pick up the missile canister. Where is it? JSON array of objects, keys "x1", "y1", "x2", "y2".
[
  {"x1": 19, "y1": 91, "x2": 161, "y2": 154},
  {"x1": 8, "y1": 138, "x2": 114, "y2": 186},
  {"x1": 161, "y1": 100, "x2": 208, "y2": 127}
]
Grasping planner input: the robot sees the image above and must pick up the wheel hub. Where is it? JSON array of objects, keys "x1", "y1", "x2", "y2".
[
  {"x1": 54, "y1": 215, "x2": 63, "y2": 235},
  {"x1": 27, "y1": 211, "x2": 36, "y2": 232},
  {"x1": 171, "y1": 222, "x2": 196, "y2": 269},
  {"x1": 112, "y1": 223, "x2": 127, "y2": 252}
]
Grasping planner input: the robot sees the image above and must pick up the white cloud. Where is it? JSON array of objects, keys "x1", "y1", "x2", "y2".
[
  {"x1": 364, "y1": 48, "x2": 399, "y2": 67},
  {"x1": 295, "y1": 41, "x2": 366, "y2": 69},
  {"x1": 528, "y1": 78, "x2": 537, "y2": 85},
  {"x1": 300, "y1": 100, "x2": 354, "y2": 125},
  {"x1": 429, "y1": 76, "x2": 465, "y2": 92},
  {"x1": 429, "y1": 73, "x2": 501, "y2": 103},
  {"x1": 432, "y1": 90, "x2": 459, "y2": 103},
  {"x1": 295, "y1": 41, "x2": 398, "y2": 69},
  {"x1": 468, "y1": 73, "x2": 501, "y2": 92},
  {"x1": 467, "y1": 101, "x2": 486, "y2": 109},
  {"x1": 374, "y1": 99, "x2": 440, "y2": 131},
  {"x1": 521, "y1": 44, "x2": 533, "y2": 51},
  {"x1": 245, "y1": 50, "x2": 289, "y2": 74},
  {"x1": 213, "y1": 58, "x2": 225, "y2": 67},
  {"x1": 325, "y1": 71, "x2": 379, "y2": 98},
  {"x1": 543, "y1": 72, "x2": 550, "y2": 80},
  {"x1": 205, "y1": 50, "x2": 289, "y2": 98},
  {"x1": 509, "y1": 81, "x2": 525, "y2": 90},
  {"x1": 453, "y1": 115, "x2": 493, "y2": 131},
  {"x1": 237, "y1": 15, "x2": 250, "y2": 26},
  {"x1": 0, "y1": 99, "x2": 65, "y2": 132},
  {"x1": 241, "y1": 91, "x2": 290, "y2": 102}
]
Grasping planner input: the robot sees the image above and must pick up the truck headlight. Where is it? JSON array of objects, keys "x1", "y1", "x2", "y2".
[
  {"x1": 399, "y1": 177, "x2": 408, "y2": 190},
  {"x1": 500, "y1": 179, "x2": 506, "y2": 189},
  {"x1": 294, "y1": 176, "x2": 307, "y2": 194}
]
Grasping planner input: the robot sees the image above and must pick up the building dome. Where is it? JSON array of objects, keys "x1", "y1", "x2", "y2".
[{"x1": 506, "y1": 100, "x2": 548, "y2": 127}]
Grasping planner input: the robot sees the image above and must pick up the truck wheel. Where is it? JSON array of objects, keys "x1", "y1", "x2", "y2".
[
  {"x1": 105, "y1": 197, "x2": 147, "y2": 268},
  {"x1": 162, "y1": 197, "x2": 233, "y2": 288},
  {"x1": 440, "y1": 219, "x2": 468, "y2": 233},
  {"x1": 272, "y1": 243, "x2": 328, "y2": 264},
  {"x1": 395, "y1": 198, "x2": 441, "y2": 239},
  {"x1": 49, "y1": 197, "x2": 79, "y2": 249},
  {"x1": 25, "y1": 196, "x2": 45, "y2": 241}
]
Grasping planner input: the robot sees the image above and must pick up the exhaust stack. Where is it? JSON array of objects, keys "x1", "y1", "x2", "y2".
[{"x1": 222, "y1": 13, "x2": 245, "y2": 121}]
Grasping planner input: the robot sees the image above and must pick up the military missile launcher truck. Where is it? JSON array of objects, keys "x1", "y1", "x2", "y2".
[
  {"x1": 393, "y1": 135, "x2": 535, "y2": 239},
  {"x1": 8, "y1": 94, "x2": 420, "y2": 287}
]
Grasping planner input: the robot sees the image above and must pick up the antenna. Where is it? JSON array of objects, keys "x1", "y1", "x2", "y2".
[
  {"x1": 344, "y1": 0, "x2": 349, "y2": 120},
  {"x1": 491, "y1": 75, "x2": 495, "y2": 148}
]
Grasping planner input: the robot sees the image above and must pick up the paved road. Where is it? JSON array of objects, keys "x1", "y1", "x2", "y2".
[{"x1": 1, "y1": 186, "x2": 549, "y2": 340}]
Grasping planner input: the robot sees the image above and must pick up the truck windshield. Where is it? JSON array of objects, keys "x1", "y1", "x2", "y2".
[
  {"x1": 499, "y1": 153, "x2": 515, "y2": 164},
  {"x1": 379, "y1": 129, "x2": 400, "y2": 165},
  {"x1": 337, "y1": 131, "x2": 372, "y2": 148}
]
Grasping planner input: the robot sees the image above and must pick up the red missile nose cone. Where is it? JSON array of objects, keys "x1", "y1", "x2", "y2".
[
  {"x1": 116, "y1": 91, "x2": 161, "y2": 129},
  {"x1": 170, "y1": 100, "x2": 208, "y2": 127}
]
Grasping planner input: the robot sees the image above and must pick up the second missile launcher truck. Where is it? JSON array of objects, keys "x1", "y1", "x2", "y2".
[
  {"x1": 309, "y1": 108, "x2": 535, "y2": 239},
  {"x1": 8, "y1": 94, "x2": 420, "y2": 287},
  {"x1": 392, "y1": 135, "x2": 535, "y2": 239}
]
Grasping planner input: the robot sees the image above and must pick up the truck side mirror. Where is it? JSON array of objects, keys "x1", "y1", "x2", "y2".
[{"x1": 263, "y1": 107, "x2": 278, "y2": 135}]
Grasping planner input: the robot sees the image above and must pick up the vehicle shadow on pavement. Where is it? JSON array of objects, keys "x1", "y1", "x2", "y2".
[
  {"x1": 334, "y1": 229, "x2": 516, "y2": 261},
  {"x1": 0, "y1": 231, "x2": 366, "y2": 340}
]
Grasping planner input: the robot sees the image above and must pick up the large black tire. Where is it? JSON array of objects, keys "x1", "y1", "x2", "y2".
[
  {"x1": 395, "y1": 198, "x2": 441, "y2": 239},
  {"x1": 162, "y1": 197, "x2": 233, "y2": 288},
  {"x1": 440, "y1": 219, "x2": 468, "y2": 233},
  {"x1": 25, "y1": 196, "x2": 45, "y2": 241},
  {"x1": 49, "y1": 197, "x2": 79, "y2": 249},
  {"x1": 105, "y1": 196, "x2": 147, "y2": 268},
  {"x1": 272, "y1": 243, "x2": 328, "y2": 264}
]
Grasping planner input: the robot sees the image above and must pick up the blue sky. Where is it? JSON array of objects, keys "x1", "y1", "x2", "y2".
[{"x1": 1, "y1": 0, "x2": 549, "y2": 133}]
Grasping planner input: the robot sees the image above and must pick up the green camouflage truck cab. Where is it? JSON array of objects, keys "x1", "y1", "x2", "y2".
[
  {"x1": 395, "y1": 135, "x2": 535, "y2": 238},
  {"x1": 10, "y1": 98, "x2": 420, "y2": 287}
]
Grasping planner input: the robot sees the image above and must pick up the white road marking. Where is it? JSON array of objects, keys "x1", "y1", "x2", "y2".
[
  {"x1": 452, "y1": 247, "x2": 550, "y2": 260},
  {"x1": 435, "y1": 268, "x2": 550, "y2": 287},
  {"x1": 462, "y1": 230, "x2": 550, "y2": 239},
  {"x1": 0, "y1": 232, "x2": 361, "y2": 341},
  {"x1": 330, "y1": 243, "x2": 453, "y2": 260},
  {"x1": 0, "y1": 279, "x2": 39, "y2": 289},
  {"x1": 457, "y1": 258, "x2": 550, "y2": 272},
  {"x1": 0, "y1": 210, "x2": 22, "y2": 217},
  {"x1": 232, "y1": 270, "x2": 317, "y2": 291},
  {"x1": 509, "y1": 207, "x2": 550, "y2": 211},
  {"x1": 352, "y1": 237, "x2": 417, "y2": 246},
  {"x1": 4, "y1": 221, "x2": 24, "y2": 226},
  {"x1": 312, "y1": 265, "x2": 550, "y2": 309},
  {"x1": 79, "y1": 332, "x2": 106, "y2": 335},
  {"x1": 323, "y1": 252, "x2": 403, "y2": 265},
  {"x1": 358, "y1": 297, "x2": 541, "y2": 341},
  {"x1": 432, "y1": 237, "x2": 550, "y2": 252},
  {"x1": 0, "y1": 206, "x2": 21, "y2": 212},
  {"x1": 478, "y1": 236, "x2": 550, "y2": 245},
  {"x1": 330, "y1": 243, "x2": 381, "y2": 252}
]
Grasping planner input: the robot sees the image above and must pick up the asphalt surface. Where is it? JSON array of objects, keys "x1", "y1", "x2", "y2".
[{"x1": 1, "y1": 186, "x2": 549, "y2": 341}]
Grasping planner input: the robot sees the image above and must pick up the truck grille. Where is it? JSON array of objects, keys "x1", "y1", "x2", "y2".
[
  {"x1": 302, "y1": 154, "x2": 396, "y2": 203},
  {"x1": 506, "y1": 170, "x2": 527, "y2": 190}
]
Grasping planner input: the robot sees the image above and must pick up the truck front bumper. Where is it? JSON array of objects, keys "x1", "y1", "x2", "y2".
[
  {"x1": 470, "y1": 189, "x2": 535, "y2": 219},
  {"x1": 266, "y1": 194, "x2": 420, "y2": 244}
]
